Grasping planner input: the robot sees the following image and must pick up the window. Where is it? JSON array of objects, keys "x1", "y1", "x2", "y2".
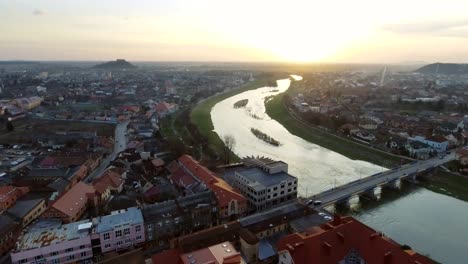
[
  {"x1": 135, "y1": 225, "x2": 141, "y2": 232},
  {"x1": 104, "y1": 244, "x2": 111, "y2": 248},
  {"x1": 79, "y1": 245, "x2": 86, "y2": 249},
  {"x1": 81, "y1": 252, "x2": 87, "y2": 257},
  {"x1": 116, "y1": 240, "x2": 123, "y2": 246},
  {"x1": 123, "y1": 228, "x2": 130, "y2": 236},
  {"x1": 103, "y1": 232, "x2": 110, "y2": 240},
  {"x1": 19, "y1": 260, "x2": 28, "y2": 264},
  {"x1": 35, "y1": 255, "x2": 44, "y2": 261},
  {"x1": 115, "y1": 230, "x2": 122, "y2": 237},
  {"x1": 66, "y1": 255, "x2": 75, "y2": 261},
  {"x1": 51, "y1": 251, "x2": 59, "y2": 256},
  {"x1": 51, "y1": 259, "x2": 60, "y2": 264},
  {"x1": 65, "y1": 248, "x2": 73, "y2": 252},
  {"x1": 136, "y1": 235, "x2": 142, "y2": 240}
]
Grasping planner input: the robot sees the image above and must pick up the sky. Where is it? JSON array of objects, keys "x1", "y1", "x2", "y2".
[{"x1": 1, "y1": 0, "x2": 468, "y2": 63}]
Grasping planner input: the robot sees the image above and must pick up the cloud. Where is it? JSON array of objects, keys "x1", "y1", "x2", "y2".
[
  {"x1": 32, "y1": 9, "x2": 45, "y2": 16},
  {"x1": 381, "y1": 19, "x2": 468, "y2": 38}
]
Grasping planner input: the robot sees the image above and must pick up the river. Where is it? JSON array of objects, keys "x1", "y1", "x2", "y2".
[{"x1": 210, "y1": 76, "x2": 468, "y2": 263}]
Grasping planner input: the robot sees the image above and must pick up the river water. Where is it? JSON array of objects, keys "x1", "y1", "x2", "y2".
[{"x1": 211, "y1": 76, "x2": 468, "y2": 263}]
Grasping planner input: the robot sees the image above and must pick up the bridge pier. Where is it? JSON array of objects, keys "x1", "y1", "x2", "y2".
[
  {"x1": 383, "y1": 180, "x2": 400, "y2": 190},
  {"x1": 335, "y1": 197, "x2": 351, "y2": 211},
  {"x1": 359, "y1": 188, "x2": 377, "y2": 201},
  {"x1": 402, "y1": 174, "x2": 418, "y2": 183}
]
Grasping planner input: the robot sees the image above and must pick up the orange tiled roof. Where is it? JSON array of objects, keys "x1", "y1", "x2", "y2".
[
  {"x1": 51, "y1": 182, "x2": 95, "y2": 218},
  {"x1": 178, "y1": 155, "x2": 246, "y2": 208},
  {"x1": 277, "y1": 216, "x2": 433, "y2": 264}
]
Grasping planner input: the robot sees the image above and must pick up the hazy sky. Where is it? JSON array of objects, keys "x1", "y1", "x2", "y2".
[{"x1": 1, "y1": 0, "x2": 468, "y2": 63}]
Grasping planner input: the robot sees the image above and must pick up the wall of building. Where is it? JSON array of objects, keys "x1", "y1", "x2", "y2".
[
  {"x1": 11, "y1": 236, "x2": 92, "y2": 264},
  {"x1": 99, "y1": 223, "x2": 145, "y2": 253}
]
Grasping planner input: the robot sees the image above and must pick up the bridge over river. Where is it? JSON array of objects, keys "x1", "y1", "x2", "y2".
[{"x1": 308, "y1": 152, "x2": 456, "y2": 209}]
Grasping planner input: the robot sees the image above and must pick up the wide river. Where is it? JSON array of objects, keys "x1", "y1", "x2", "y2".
[{"x1": 211, "y1": 76, "x2": 468, "y2": 264}]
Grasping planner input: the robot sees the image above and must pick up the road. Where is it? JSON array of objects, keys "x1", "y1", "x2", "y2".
[
  {"x1": 85, "y1": 121, "x2": 129, "y2": 183},
  {"x1": 309, "y1": 152, "x2": 457, "y2": 208}
]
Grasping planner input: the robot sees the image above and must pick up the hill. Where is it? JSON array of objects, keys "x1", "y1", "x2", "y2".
[
  {"x1": 416, "y1": 63, "x2": 468, "y2": 75},
  {"x1": 93, "y1": 59, "x2": 136, "y2": 70}
]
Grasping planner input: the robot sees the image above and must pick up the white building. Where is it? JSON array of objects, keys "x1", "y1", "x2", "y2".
[{"x1": 233, "y1": 161, "x2": 297, "y2": 212}]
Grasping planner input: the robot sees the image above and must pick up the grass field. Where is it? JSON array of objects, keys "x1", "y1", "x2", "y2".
[
  {"x1": 421, "y1": 169, "x2": 468, "y2": 202},
  {"x1": 265, "y1": 91, "x2": 406, "y2": 168}
]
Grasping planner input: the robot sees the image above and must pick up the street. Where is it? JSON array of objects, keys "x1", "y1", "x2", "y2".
[{"x1": 85, "y1": 121, "x2": 129, "y2": 183}]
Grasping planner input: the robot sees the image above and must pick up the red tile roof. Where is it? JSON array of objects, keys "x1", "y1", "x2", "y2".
[
  {"x1": 0, "y1": 186, "x2": 29, "y2": 203},
  {"x1": 151, "y1": 249, "x2": 181, "y2": 264},
  {"x1": 277, "y1": 216, "x2": 433, "y2": 264},
  {"x1": 92, "y1": 170, "x2": 123, "y2": 194},
  {"x1": 178, "y1": 155, "x2": 245, "y2": 208},
  {"x1": 50, "y1": 182, "x2": 95, "y2": 218}
]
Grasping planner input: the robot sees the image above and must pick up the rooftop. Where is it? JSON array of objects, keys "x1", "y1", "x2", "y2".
[
  {"x1": 50, "y1": 181, "x2": 95, "y2": 218},
  {"x1": 15, "y1": 219, "x2": 92, "y2": 251},
  {"x1": 180, "y1": 241, "x2": 244, "y2": 264},
  {"x1": 7, "y1": 196, "x2": 45, "y2": 219},
  {"x1": 94, "y1": 207, "x2": 143, "y2": 233},
  {"x1": 236, "y1": 167, "x2": 296, "y2": 190}
]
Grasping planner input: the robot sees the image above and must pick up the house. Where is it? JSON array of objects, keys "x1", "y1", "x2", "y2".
[
  {"x1": 177, "y1": 155, "x2": 247, "y2": 221},
  {"x1": 43, "y1": 182, "x2": 97, "y2": 223},
  {"x1": 0, "y1": 215, "x2": 21, "y2": 257},
  {"x1": 387, "y1": 136, "x2": 407, "y2": 150},
  {"x1": 409, "y1": 135, "x2": 449, "y2": 153},
  {"x1": 92, "y1": 168, "x2": 125, "y2": 203},
  {"x1": 276, "y1": 216, "x2": 432, "y2": 264},
  {"x1": 10, "y1": 220, "x2": 93, "y2": 264},
  {"x1": 405, "y1": 141, "x2": 433, "y2": 159},
  {"x1": 358, "y1": 118, "x2": 378, "y2": 130},
  {"x1": 12, "y1": 96, "x2": 43, "y2": 110},
  {"x1": 155, "y1": 102, "x2": 178, "y2": 118},
  {"x1": 93, "y1": 207, "x2": 145, "y2": 253},
  {"x1": 7, "y1": 196, "x2": 47, "y2": 227},
  {"x1": 0, "y1": 185, "x2": 29, "y2": 210}
]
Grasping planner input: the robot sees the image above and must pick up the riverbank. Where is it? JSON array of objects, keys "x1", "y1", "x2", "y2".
[
  {"x1": 191, "y1": 76, "x2": 281, "y2": 163},
  {"x1": 265, "y1": 81, "x2": 468, "y2": 203},
  {"x1": 265, "y1": 92, "x2": 405, "y2": 168}
]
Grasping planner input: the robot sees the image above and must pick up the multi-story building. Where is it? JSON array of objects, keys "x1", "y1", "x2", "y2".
[
  {"x1": 142, "y1": 190, "x2": 217, "y2": 249},
  {"x1": 232, "y1": 160, "x2": 297, "y2": 211},
  {"x1": 43, "y1": 182, "x2": 97, "y2": 223},
  {"x1": 0, "y1": 185, "x2": 29, "y2": 210},
  {"x1": 7, "y1": 197, "x2": 47, "y2": 227},
  {"x1": 92, "y1": 207, "x2": 145, "y2": 253},
  {"x1": 10, "y1": 220, "x2": 93, "y2": 264},
  {"x1": 0, "y1": 215, "x2": 20, "y2": 257},
  {"x1": 174, "y1": 155, "x2": 247, "y2": 222}
]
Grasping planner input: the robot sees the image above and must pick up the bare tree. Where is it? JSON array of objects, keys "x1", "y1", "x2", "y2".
[{"x1": 222, "y1": 134, "x2": 236, "y2": 164}]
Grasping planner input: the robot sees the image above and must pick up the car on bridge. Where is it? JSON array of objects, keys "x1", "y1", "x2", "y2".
[{"x1": 307, "y1": 200, "x2": 322, "y2": 206}]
